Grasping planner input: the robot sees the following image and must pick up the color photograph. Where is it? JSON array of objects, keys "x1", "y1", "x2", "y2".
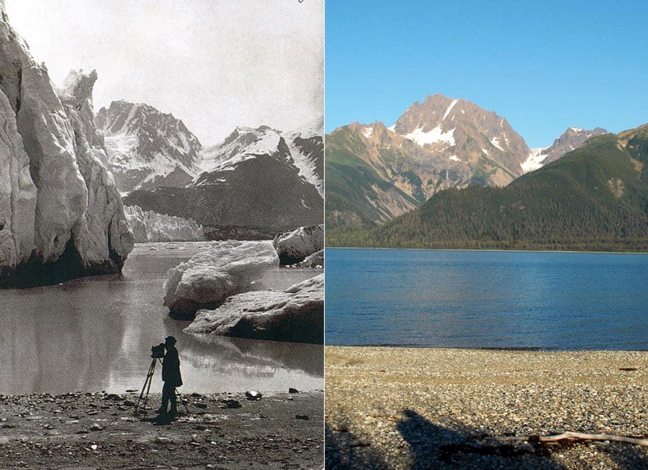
[{"x1": 325, "y1": 1, "x2": 648, "y2": 468}]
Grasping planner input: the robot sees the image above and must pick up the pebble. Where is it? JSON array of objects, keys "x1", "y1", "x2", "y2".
[{"x1": 326, "y1": 346, "x2": 648, "y2": 470}]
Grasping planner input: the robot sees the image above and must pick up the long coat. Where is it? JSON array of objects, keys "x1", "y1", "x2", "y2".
[{"x1": 162, "y1": 346, "x2": 183, "y2": 387}]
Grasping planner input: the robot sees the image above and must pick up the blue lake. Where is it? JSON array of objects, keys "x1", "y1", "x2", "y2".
[{"x1": 325, "y1": 248, "x2": 648, "y2": 350}]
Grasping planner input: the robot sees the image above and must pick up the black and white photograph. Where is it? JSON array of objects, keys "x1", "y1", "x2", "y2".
[{"x1": 0, "y1": 0, "x2": 323, "y2": 467}]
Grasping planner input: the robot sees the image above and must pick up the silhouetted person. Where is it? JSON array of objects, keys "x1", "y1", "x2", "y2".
[{"x1": 157, "y1": 336, "x2": 182, "y2": 417}]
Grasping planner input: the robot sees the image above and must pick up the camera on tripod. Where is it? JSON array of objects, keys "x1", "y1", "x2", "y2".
[{"x1": 151, "y1": 343, "x2": 165, "y2": 359}]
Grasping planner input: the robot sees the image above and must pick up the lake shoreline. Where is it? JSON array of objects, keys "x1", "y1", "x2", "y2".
[
  {"x1": 326, "y1": 344, "x2": 648, "y2": 352},
  {"x1": 326, "y1": 246, "x2": 648, "y2": 255},
  {"x1": 0, "y1": 389, "x2": 324, "y2": 469},
  {"x1": 326, "y1": 346, "x2": 648, "y2": 469}
]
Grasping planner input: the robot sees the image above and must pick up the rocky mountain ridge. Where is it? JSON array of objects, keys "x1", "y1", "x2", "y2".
[
  {"x1": 124, "y1": 123, "x2": 323, "y2": 240},
  {"x1": 340, "y1": 123, "x2": 648, "y2": 251},
  {"x1": 522, "y1": 127, "x2": 608, "y2": 173},
  {"x1": 95, "y1": 100, "x2": 203, "y2": 194},
  {"x1": 200, "y1": 120, "x2": 323, "y2": 195},
  {"x1": 326, "y1": 94, "x2": 605, "y2": 232}
]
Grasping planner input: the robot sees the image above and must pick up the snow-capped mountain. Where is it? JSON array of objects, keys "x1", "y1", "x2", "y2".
[
  {"x1": 124, "y1": 124, "x2": 323, "y2": 240},
  {"x1": 327, "y1": 94, "x2": 606, "y2": 232},
  {"x1": 326, "y1": 94, "x2": 533, "y2": 229},
  {"x1": 522, "y1": 127, "x2": 608, "y2": 173},
  {"x1": 200, "y1": 120, "x2": 323, "y2": 195},
  {"x1": 391, "y1": 94, "x2": 531, "y2": 183},
  {"x1": 96, "y1": 101, "x2": 203, "y2": 194}
]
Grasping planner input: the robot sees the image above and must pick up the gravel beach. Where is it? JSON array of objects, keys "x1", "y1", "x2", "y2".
[
  {"x1": 0, "y1": 390, "x2": 324, "y2": 469},
  {"x1": 325, "y1": 347, "x2": 648, "y2": 469}
]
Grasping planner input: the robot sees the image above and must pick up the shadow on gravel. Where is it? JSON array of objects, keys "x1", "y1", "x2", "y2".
[
  {"x1": 606, "y1": 442, "x2": 648, "y2": 469},
  {"x1": 325, "y1": 423, "x2": 389, "y2": 469},
  {"x1": 396, "y1": 409, "x2": 567, "y2": 470},
  {"x1": 327, "y1": 409, "x2": 648, "y2": 469}
]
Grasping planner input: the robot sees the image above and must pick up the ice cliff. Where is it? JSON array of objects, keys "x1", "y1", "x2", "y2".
[{"x1": 0, "y1": 10, "x2": 133, "y2": 286}]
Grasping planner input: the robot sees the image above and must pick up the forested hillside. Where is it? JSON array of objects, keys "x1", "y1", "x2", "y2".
[{"x1": 327, "y1": 125, "x2": 648, "y2": 252}]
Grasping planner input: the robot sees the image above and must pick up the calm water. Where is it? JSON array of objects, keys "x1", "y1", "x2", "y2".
[
  {"x1": 0, "y1": 242, "x2": 323, "y2": 395},
  {"x1": 326, "y1": 248, "x2": 648, "y2": 350}
]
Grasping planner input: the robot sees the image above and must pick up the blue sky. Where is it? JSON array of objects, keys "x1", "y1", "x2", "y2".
[{"x1": 326, "y1": 0, "x2": 648, "y2": 148}]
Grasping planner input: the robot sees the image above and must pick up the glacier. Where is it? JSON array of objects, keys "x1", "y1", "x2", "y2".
[
  {"x1": 0, "y1": 9, "x2": 133, "y2": 286},
  {"x1": 124, "y1": 205, "x2": 203, "y2": 242}
]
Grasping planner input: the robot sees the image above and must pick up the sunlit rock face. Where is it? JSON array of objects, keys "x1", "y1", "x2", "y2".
[
  {"x1": 185, "y1": 274, "x2": 324, "y2": 344},
  {"x1": 163, "y1": 240, "x2": 279, "y2": 320},
  {"x1": 0, "y1": 9, "x2": 133, "y2": 286}
]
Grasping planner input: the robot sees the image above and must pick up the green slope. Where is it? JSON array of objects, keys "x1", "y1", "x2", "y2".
[
  {"x1": 337, "y1": 126, "x2": 648, "y2": 251},
  {"x1": 325, "y1": 126, "x2": 418, "y2": 232}
]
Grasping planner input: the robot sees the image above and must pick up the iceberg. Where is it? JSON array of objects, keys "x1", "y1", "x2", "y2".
[
  {"x1": 185, "y1": 274, "x2": 324, "y2": 344},
  {"x1": 163, "y1": 240, "x2": 278, "y2": 319},
  {"x1": 272, "y1": 224, "x2": 323, "y2": 265}
]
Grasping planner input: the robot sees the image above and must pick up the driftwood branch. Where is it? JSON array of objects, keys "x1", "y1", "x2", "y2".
[{"x1": 486, "y1": 432, "x2": 648, "y2": 447}]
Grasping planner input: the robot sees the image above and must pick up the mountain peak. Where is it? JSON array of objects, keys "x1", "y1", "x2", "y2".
[
  {"x1": 95, "y1": 100, "x2": 203, "y2": 194},
  {"x1": 522, "y1": 126, "x2": 609, "y2": 173}
]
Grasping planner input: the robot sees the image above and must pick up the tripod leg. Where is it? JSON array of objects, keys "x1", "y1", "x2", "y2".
[
  {"x1": 134, "y1": 359, "x2": 156, "y2": 415},
  {"x1": 175, "y1": 388, "x2": 190, "y2": 414}
]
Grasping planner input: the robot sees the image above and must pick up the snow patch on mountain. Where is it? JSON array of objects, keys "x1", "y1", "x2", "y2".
[
  {"x1": 199, "y1": 126, "x2": 279, "y2": 173},
  {"x1": 362, "y1": 126, "x2": 374, "y2": 139},
  {"x1": 490, "y1": 137, "x2": 504, "y2": 151},
  {"x1": 283, "y1": 118, "x2": 324, "y2": 195},
  {"x1": 521, "y1": 127, "x2": 608, "y2": 174},
  {"x1": 404, "y1": 126, "x2": 456, "y2": 147},
  {"x1": 442, "y1": 99, "x2": 458, "y2": 120},
  {"x1": 96, "y1": 101, "x2": 203, "y2": 194},
  {"x1": 521, "y1": 148, "x2": 549, "y2": 173},
  {"x1": 199, "y1": 121, "x2": 323, "y2": 196}
]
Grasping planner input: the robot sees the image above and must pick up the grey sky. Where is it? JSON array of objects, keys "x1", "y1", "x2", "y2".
[{"x1": 5, "y1": 0, "x2": 323, "y2": 146}]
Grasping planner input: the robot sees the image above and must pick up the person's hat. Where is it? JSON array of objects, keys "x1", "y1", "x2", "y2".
[{"x1": 165, "y1": 336, "x2": 177, "y2": 345}]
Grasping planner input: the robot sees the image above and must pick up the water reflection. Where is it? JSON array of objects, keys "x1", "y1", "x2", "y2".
[{"x1": 0, "y1": 242, "x2": 323, "y2": 395}]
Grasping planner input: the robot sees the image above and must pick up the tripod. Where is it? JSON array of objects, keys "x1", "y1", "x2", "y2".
[
  {"x1": 134, "y1": 357, "x2": 161, "y2": 416},
  {"x1": 134, "y1": 357, "x2": 189, "y2": 416}
]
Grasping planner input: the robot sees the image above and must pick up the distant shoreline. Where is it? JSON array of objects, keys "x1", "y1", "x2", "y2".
[
  {"x1": 324, "y1": 343, "x2": 648, "y2": 352},
  {"x1": 325, "y1": 246, "x2": 648, "y2": 255}
]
